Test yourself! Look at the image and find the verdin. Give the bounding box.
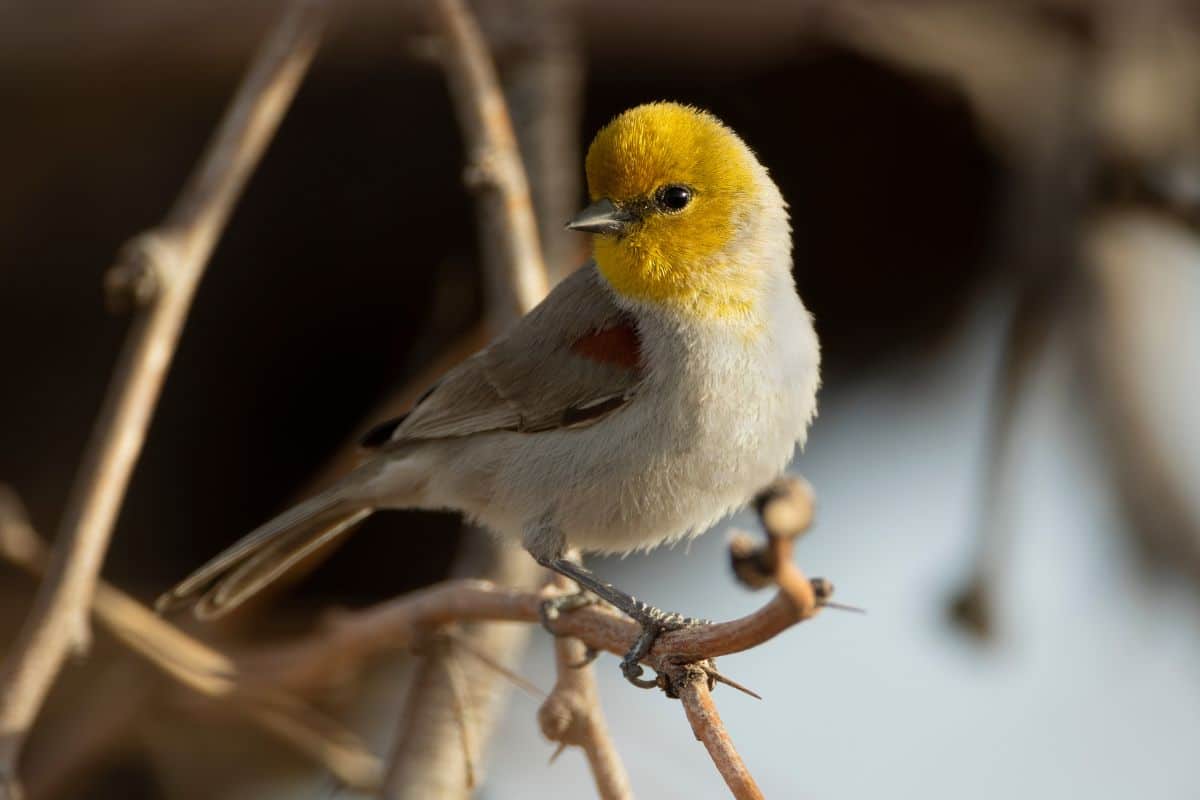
[159,102,821,686]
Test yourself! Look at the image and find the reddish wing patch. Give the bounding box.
[570,322,641,370]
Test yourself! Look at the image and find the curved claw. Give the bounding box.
[538,590,595,635]
[616,605,718,689]
[620,618,667,689]
[621,657,661,690]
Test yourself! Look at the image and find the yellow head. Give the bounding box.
[570,102,784,321]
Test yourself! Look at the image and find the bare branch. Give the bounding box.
[235,477,825,689]
[380,1,558,796]
[233,477,825,797]
[0,488,382,792]
[431,0,549,328]
[0,1,328,790]
[234,568,822,700]
[538,578,632,800]
[678,673,763,800]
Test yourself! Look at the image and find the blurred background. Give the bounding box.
[2,0,1200,797]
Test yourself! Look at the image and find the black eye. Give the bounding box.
[656,184,692,212]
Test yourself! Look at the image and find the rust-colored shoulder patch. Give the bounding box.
[570,322,641,370]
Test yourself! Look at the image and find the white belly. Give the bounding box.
[472,299,819,556]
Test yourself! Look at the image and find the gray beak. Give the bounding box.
[566,198,635,235]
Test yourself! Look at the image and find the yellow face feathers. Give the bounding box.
[583,103,765,320]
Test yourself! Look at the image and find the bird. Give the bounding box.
[158,102,821,687]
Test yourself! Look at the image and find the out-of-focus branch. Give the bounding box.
[432,0,548,329]
[0,2,327,793]
[482,0,585,283]
[0,487,382,793]
[537,576,632,800]
[381,0,557,797]
[1082,211,1200,578]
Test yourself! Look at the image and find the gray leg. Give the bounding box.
[533,553,708,689]
[525,518,596,630]
[523,519,707,688]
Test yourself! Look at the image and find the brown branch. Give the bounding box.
[483,0,586,285]
[380,0,557,797]
[0,487,382,793]
[235,477,825,797]
[7,470,826,799]
[0,1,328,792]
[537,577,632,800]
[678,675,763,800]
[234,565,824,699]
[432,0,549,329]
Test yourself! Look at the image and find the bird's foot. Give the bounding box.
[538,588,595,633]
[620,601,711,690]
[539,589,603,667]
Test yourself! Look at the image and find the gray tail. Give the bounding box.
[156,484,374,620]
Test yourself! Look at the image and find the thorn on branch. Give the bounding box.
[810,577,835,602]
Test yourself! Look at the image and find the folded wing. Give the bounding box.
[363,264,644,447]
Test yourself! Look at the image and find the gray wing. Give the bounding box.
[361,265,643,448]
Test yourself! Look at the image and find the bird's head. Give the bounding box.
[570,102,788,321]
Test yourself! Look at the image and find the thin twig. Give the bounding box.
[537,578,633,800]
[0,488,382,792]
[432,0,548,328]
[381,0,554,796]
[234,570,822,699]
[445,630,545,700]
[0,1,328,792]
[484,0,586,285]
[677,674,763,800]
[442,641,478,789]
[669,477,820,797]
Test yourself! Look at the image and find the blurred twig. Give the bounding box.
[380,0,556,797]
[537,575,632,800]
[484,0,586,283]
[0,486,383,792]
[432,0,548,330]
[0,1,328,793]
[1083,211,1200,578]
[828,0,1200,637]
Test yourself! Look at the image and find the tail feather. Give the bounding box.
[156,486,373,619]
[195,507,371,619]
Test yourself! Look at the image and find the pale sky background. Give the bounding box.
[483,243,1200,800]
